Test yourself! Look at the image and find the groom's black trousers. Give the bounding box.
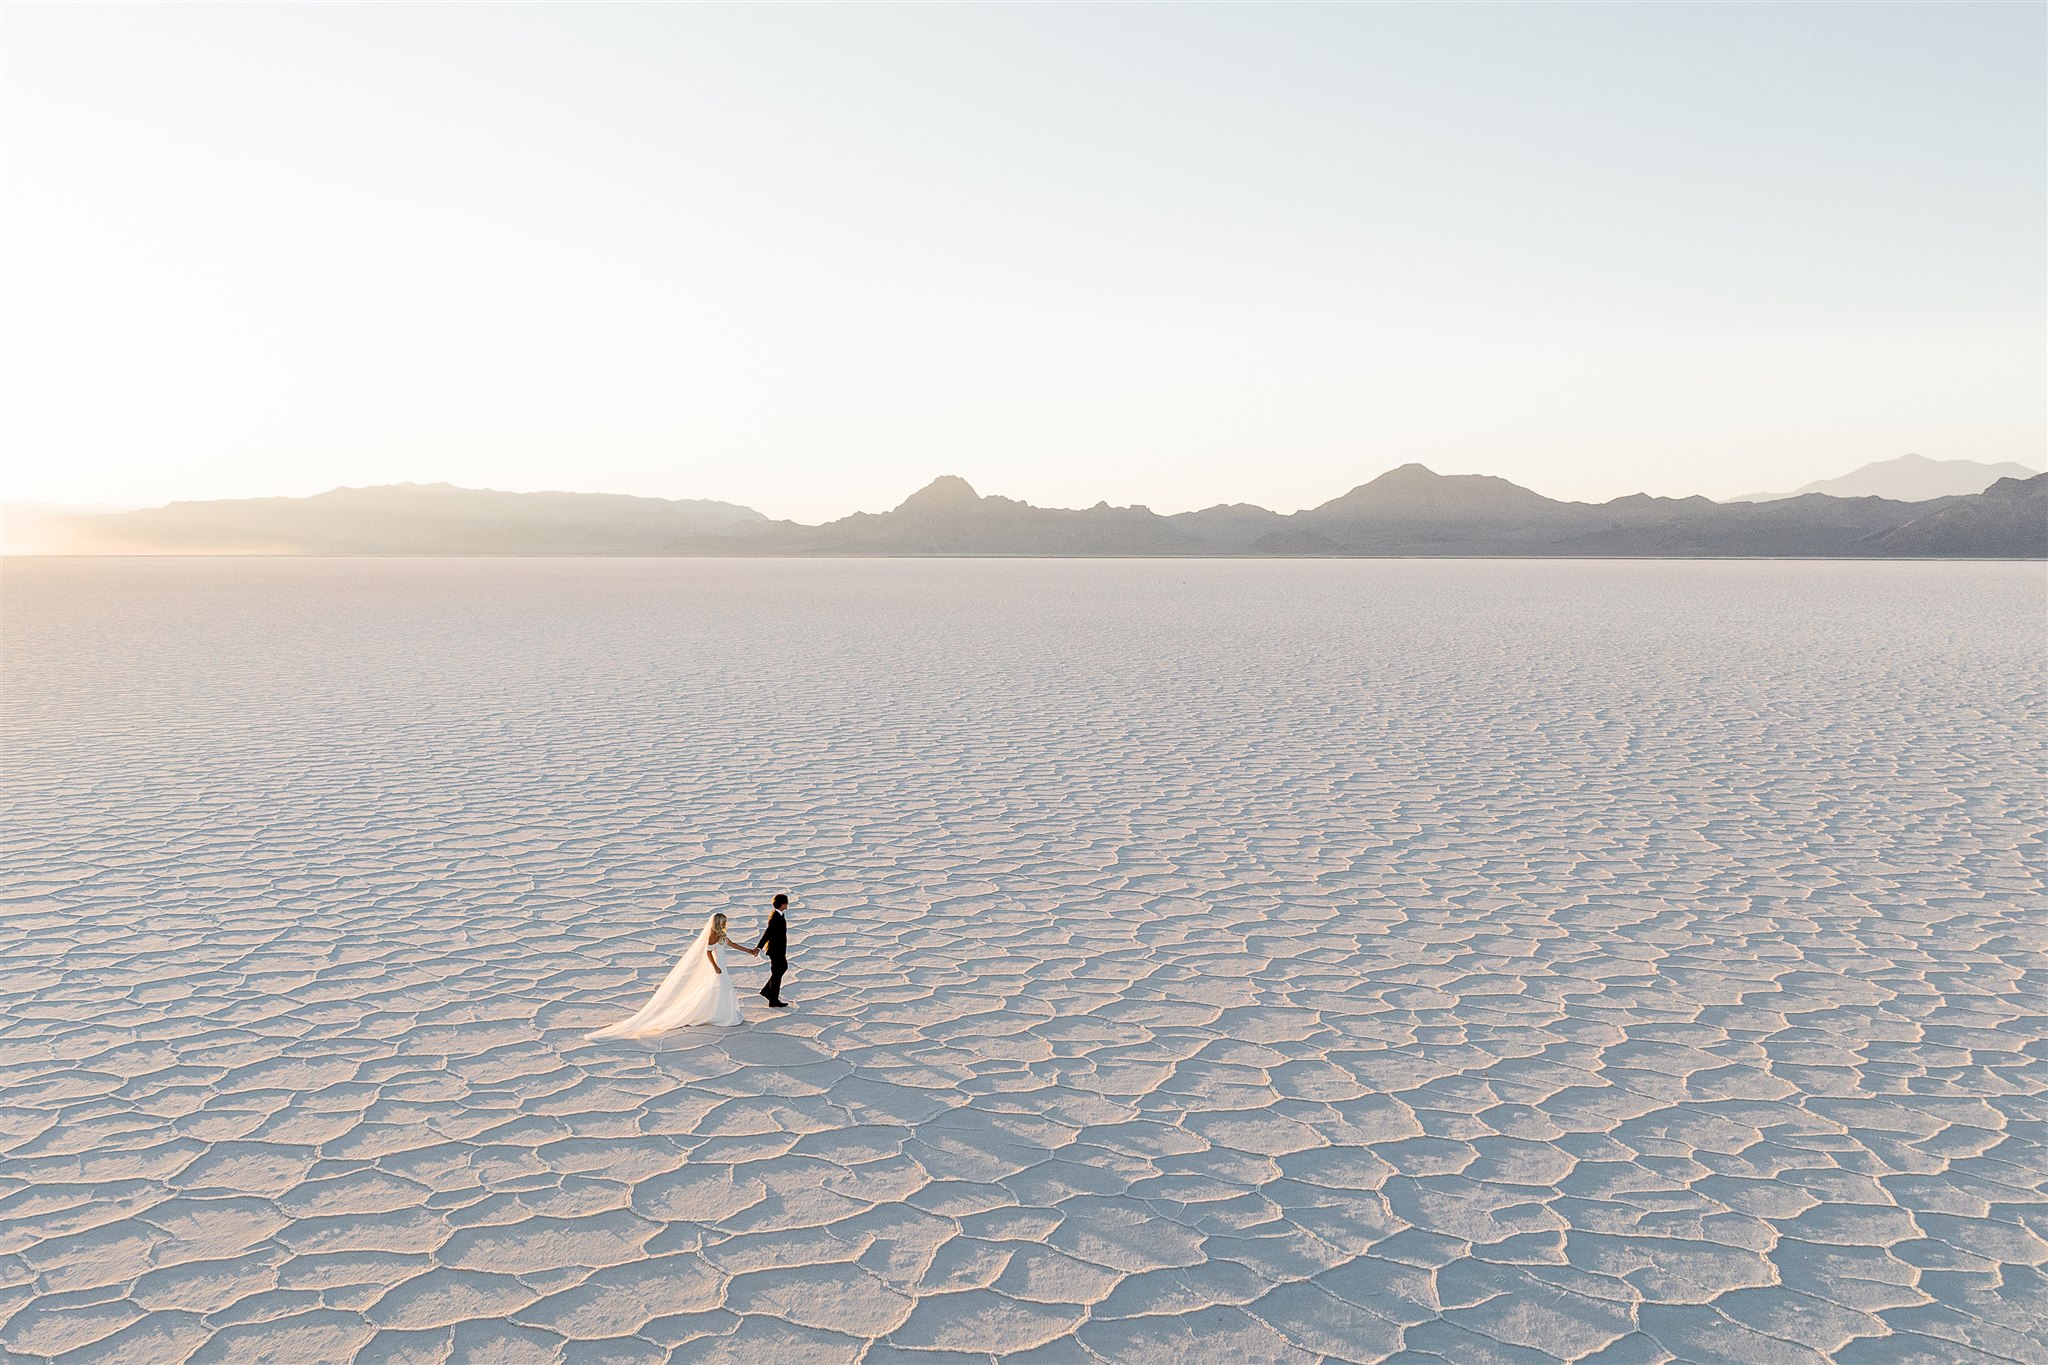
[760,957,787,1006]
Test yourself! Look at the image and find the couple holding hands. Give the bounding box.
[588,894,791,1037]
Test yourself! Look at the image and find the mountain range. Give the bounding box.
[8,460,2044,557]
[1726,453,2039,503]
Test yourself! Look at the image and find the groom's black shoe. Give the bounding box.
[769,1001,791,1008]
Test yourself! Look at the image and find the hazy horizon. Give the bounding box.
[5,5,2043,522]
[5,450,2048,526]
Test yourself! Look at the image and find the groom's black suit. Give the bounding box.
[755,910,787,1006]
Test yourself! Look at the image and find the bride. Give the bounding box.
[589,912,758,1038]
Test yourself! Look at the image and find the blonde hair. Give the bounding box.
[711,913,727,937]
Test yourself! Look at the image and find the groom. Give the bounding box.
[754,894,790,1008]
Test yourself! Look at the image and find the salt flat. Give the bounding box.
[2,557,2043,1365]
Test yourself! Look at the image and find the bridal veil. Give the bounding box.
[588,914,734,1038]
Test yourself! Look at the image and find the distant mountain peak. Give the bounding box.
[1366,463,1442,486]
[1986,471,2048,497]
[1313,463,1553,518]
[896,475,980,512]
[1727,454,2041,504]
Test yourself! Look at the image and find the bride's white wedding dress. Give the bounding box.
[589,915,742,1038]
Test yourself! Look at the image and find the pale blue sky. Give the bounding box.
[4,4,2042,519]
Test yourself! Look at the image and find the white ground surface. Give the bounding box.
[2,557,2043,1365]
